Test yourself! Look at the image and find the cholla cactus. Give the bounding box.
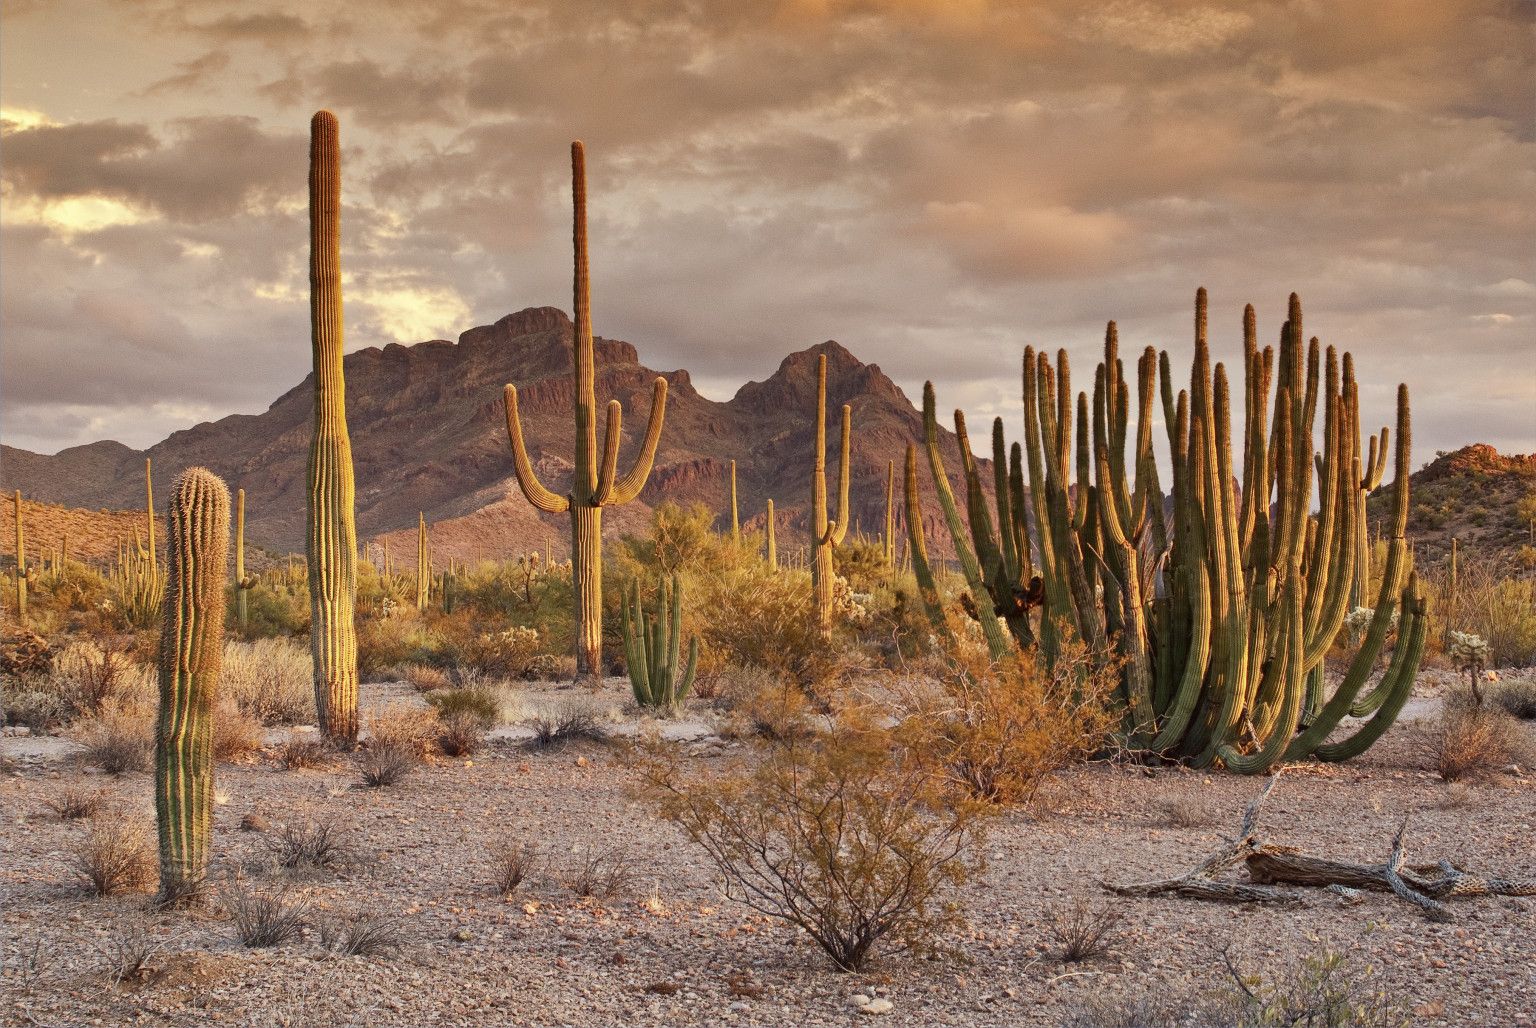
[1448,630,1491,702]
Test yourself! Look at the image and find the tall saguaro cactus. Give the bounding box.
[12,490,26,624]
[811,353,852,636]
[416,513,431,611]
[234,489,256,628]
[155,467,230,904]
[765,499,778,570]
[881,458,896,566]
[503,142,668,677]
[305,110,360,743]
[728,460,740,544]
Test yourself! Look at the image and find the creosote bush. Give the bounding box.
[640,720,989,972]
[1427,694,1532,782]
[527,702,605,750]
[277,735,336,770]
[425,686,501,727]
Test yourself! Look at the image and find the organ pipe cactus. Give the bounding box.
[621,575,699,714]
[416,513,430,611]
[305,110,360,743]
[910,289,1422,771]
[504,142,668,677]
[811,353,852,636]
[155,467,230,904]
[234,489,256,628]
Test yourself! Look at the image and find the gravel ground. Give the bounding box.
[2,671,1533,1028]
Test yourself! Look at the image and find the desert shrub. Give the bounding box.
[527,702,605,750]
[222,638,314,725]
[359,738,418,788]
[894,633,1120,805]
[1042,897,1123,963]
[425,686,501,727]
[1427,696,1531,782]
[232,575,310,640]
[66,816,155,897]
[357,615,441,678]
[265,817,355,872]
[641,723,989,972]
[225,881,310,948]
[3,682,71,732]
[459,624,545,679]
[1493,677,1536,719]
[99,923,170,985]
[213,702,265,763]
[52,638,139,716]
[319,912,405,958]
[435,712,485,757]
[277,735,336,770]
[489,840,541,896]
[525,652,577,681]
[73,697,153,775]
[719,667,815,740]
[1151,794,1216,828]
[399,662,452,692]
[357,706,435,786]
[46,786,111,820]
[566,846,635,899]
[1437,562,1536,667]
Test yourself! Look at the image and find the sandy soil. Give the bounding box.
[2,671,1533,1028]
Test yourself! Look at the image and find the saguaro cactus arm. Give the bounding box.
[608,377,668,505]
[503,385,572,514]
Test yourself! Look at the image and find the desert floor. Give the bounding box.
[2,672,1533,1028]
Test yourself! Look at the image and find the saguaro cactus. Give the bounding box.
[765,499,777,570]
[503,142,668,677]
[729,460,740,544]
[12,490,26,624]
[882,458,896,567]
[305,110,360,743]
[911,289,1421,771]
[234,489,256,628]
[621,574,699,714]
[154,467,230,904]
[810,354,852,636]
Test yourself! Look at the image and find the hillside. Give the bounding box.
[0,308,976,564]
[1373,444,1536,566]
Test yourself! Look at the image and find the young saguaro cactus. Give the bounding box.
[234,489,256,628]
[765,499,777,570]
[305,110,360,743]
[155,467,230,904]
[728,460,740,544]
[416,513,431,611]
[621,574,699,715]
[810,353,852,637]
[503,142,668,677]
[12,490,26,624]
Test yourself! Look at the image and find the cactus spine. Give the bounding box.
[234,489,255,628]
[765,499,777,570]
[810,353,851,637]
[154,467,229,904]
[503,142,668,677]
[621,574,699,714]
[12,491,26,624]
[305,110,360,743]
[416,513,431,611]
[910,290,1420,770]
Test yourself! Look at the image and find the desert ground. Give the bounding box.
[4,669,1533,1028]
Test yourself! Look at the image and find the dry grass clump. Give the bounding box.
[425,685,501,727]
[489,840,541,896]
[66,816,155,897]
[1493,677,1536,720]
[73,698,153,775]
[358,705,438,786]
[1427,693,1533,782]
[99,924,170,986]
[640,721,989,972]
[399,662,452,692]
[221,638,314,725]
[213,702,265,763]
[319,912,405,958]
[1042,897,1124,963]
[277,735,336,770]
[52,638,141,716]
[566,846,635,899]
[1152,793,1216,828]
[224,881,310,948]
[46,786,111,820]
[435,712,485,757]
[265,817,355,872]
[527,702,605,750]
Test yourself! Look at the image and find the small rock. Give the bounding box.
[240,812,268,833]
[859,998,894,1015]
[851,995,872,1007]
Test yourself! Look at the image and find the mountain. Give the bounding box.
[0,308,977,565]
[1371,444,1536,565]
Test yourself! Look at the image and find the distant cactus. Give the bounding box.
[154,467,230,904]
[729,460,740,544]
[305,110,360,743]
[765,499,777,570]
[810,354,852,636]
[11,491,25,624]
[621,574,699,714]
[234,489,256,628]
[881,458,896,567]
[416,513,431,611]
[503,142,668,677]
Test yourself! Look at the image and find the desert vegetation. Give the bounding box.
[2,111,1533,1027]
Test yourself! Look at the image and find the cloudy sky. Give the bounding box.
[3,0,1532,462]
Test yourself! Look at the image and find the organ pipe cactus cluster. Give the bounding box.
[621,574,699,714]
[154,467,230,904]
[911,289,1424,772]
[305,110,360,743]
[504,142,668,677]
[811,353,852,636]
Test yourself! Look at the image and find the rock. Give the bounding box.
[239,812,269,833]
[859,998,894,1015]
[851,995,872,1007]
